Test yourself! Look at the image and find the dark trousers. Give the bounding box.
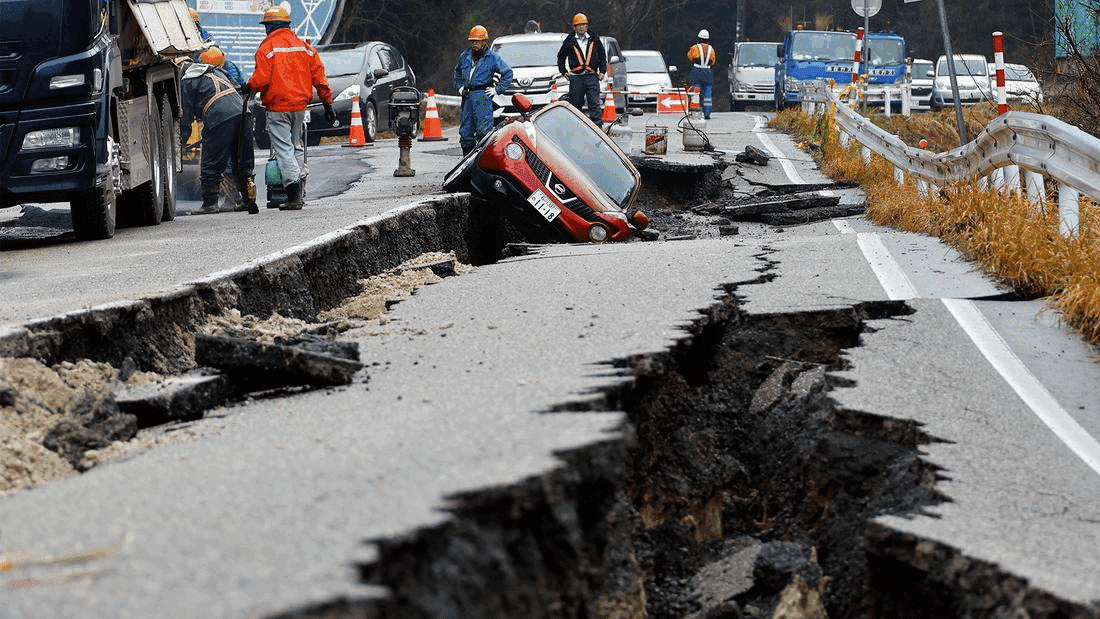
[200,116,254,190]
[567,73,603,127]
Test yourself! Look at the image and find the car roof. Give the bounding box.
[315,41,382,52]
[492,32,567,45]
[624,49,662,56]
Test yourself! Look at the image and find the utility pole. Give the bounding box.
[935,0,969,143]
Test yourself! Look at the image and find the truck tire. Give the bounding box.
[120,98,165,226]
[71,183,117,240]
[160,92,177,222]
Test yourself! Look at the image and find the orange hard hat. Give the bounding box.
[199,46,226,67]
[188,7,199,22]
[260,5,291,23]
[468,25,488,41]
[572,13,588,26]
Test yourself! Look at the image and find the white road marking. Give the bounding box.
[755,121,1100,477]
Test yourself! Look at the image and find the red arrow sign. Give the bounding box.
[657,92,687,112]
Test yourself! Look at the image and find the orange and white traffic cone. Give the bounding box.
[549,81,560,103]
[344,87,367,147]
[601,91,616,124]
[418,88,447,141]
[689,87,702,115]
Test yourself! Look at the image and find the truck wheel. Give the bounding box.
[160,92,177,222]
[121,99,165,226]
[71,183,117,240]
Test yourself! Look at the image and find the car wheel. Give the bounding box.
[159,92,177,222]
[364,102,377,142]
[442,147,480,193]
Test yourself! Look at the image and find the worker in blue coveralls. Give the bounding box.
[189,7,245,88]
[453,24,513,155]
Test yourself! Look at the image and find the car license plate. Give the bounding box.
[528,189,561,222]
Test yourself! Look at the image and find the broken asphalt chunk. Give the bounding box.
[115,372,232,428]
[195,334,364,392]
[735,144,771,165]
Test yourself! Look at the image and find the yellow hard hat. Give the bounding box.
[199,46,226,67]
[188,7,199,22]
[468,25,488,41]
[572,13,588,26]
[260,5,291,24]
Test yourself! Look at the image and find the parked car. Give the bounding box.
[909,58,934,110]
[623,49,675,109]
[250,41,416,148]
[728,41,778,111]
[930,54,990,111]
[490,32,627,121]
[1003,63,1043,105]
[443,95,648,244]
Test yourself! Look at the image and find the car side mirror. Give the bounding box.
[512,93,533,114]
[776,44,784,56]
[372,68,389,79]
[668,65,677,72]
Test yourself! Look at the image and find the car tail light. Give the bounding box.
[588,224,609,242]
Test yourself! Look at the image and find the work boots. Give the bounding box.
[279,180,304,211]
[195,184,221,215]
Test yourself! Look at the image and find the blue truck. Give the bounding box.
[774,29,857,109]
[862,32,909,108]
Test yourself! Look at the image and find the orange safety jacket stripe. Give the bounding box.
[570,40,597,73]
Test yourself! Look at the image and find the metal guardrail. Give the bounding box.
[798,81,1100,236]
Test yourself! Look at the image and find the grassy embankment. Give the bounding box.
[771,103,1100,345]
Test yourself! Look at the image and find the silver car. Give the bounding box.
[623,49,675,109]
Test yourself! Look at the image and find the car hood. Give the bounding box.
[324,73,365,102]
[626,72,671,88]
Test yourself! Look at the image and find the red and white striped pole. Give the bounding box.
[993,31,1007,115]
[852,27,864,88]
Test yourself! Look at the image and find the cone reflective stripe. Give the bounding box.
[418,88,448,141]
[549,81,560,102]
[602,91,616,123]
[690,87,701,110]
[993,31,1008,115]
[345,86,366,147]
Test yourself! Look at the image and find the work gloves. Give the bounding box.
[323,103,337,125]
[484,87,495,98]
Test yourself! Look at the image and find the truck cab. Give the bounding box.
[774,29,857,109]
[0,0,202,239]
[728,41,779,111]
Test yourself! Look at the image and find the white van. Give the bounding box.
[489,32,627,121]
[930,54,991,111]
[728,41,779,111]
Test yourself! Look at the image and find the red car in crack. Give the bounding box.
[443,95,648,243]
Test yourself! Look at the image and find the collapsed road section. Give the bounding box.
[3,144,1100,618]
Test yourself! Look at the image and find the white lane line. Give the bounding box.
[754,117,808,185]
[942,298,1100,476]
[833,221,919,300]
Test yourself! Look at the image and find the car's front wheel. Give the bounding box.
[363,102,377,142]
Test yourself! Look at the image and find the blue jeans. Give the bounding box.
[689,66,714,118]
[567,73,603,126]
[267,110,307,185]
[459,91,494,155]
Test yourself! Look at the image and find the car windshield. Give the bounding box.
[533,106,636,209]
[1005,66,1036,82]
[737,44,777,67]
[790,31,856,62]
[937,57,987,77]
[912,61,933,77]
[492,40,561,68]
[320,50,364,77]
[865,38,905,66]
[625,54,668,73]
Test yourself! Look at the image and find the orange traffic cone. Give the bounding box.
[344,87,367,147]
[549,81,560,103]
[418,88,447,141]
[601,91,616,124]
[689,87,702,114]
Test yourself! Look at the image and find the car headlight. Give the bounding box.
[505,142,524,160]
[22,127,80,149]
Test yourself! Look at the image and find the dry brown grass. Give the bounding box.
[772,106,1100,345]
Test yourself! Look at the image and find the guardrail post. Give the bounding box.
[893,165,905,186]
[991,168,1005,192]
[917,179,929,198]
[1004,164,1021,196]
[884,89,892,118]
[840,130,850,147]
[1059,182,1080,237]
[861,145,871,164]
[1025,170,1045,207]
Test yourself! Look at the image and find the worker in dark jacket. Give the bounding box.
[179,50,256,215]
[556,13,607,127]
[453,24,513,155]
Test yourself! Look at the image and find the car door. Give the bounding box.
[602,37,627,111]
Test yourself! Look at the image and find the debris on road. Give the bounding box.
[195,334,363,391]
[735,144,772,165]
[115,372,232,428]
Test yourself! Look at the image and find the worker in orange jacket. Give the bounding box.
[245,5,334,210]
[687,29,717,119]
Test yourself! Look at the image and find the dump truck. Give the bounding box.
[0,0,204,239]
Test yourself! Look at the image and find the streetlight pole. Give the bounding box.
[935,0,968,143]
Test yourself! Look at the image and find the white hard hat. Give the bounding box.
[698,29,710,40]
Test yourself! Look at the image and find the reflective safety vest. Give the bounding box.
[569,37,597,73]
[689,43,715,69]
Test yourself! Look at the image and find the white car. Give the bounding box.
[1003,63,1043,105]
[930,54,991,111]
[622,49,675,109]
[909,58,934,110]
